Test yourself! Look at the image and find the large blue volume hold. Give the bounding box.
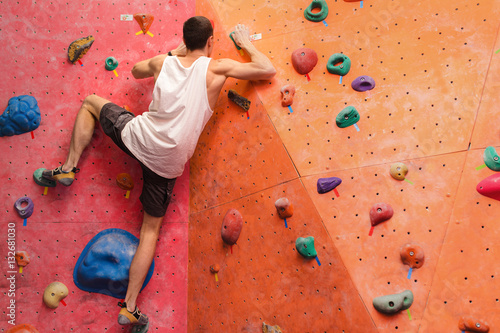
[73,228,155,298]
[0,95,41,137]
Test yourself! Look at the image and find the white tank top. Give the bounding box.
[121,56,213,178]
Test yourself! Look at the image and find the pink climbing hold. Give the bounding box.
[476,173,500,201]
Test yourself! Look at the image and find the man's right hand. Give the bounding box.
[232,24,251,49]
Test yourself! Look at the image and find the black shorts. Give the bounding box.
[100,103,176,217]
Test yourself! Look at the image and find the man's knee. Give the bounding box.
[82,94,110,119]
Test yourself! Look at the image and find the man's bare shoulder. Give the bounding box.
[151,54,168,68]
[208,58,239,75]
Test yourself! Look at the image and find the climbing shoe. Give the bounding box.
[42,166,79,186]
[117,302,149,326]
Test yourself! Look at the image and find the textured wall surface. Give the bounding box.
[190,0,500,332]
[0,1,193,331]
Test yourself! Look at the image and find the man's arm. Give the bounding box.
[131,55,166,80]
[131,42,187,80]
[212,24,276,81]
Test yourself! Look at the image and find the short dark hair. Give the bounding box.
[183,16,213,51]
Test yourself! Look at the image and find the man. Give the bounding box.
[42,16,276,330]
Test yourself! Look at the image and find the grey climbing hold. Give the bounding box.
[373,290,413,315]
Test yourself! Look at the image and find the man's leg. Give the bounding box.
[124,211,164,312]
[62,95,111,171]
[43,94,111,184]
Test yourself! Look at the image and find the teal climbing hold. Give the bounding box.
[327,53,351,76]
[483,146,500,171]
[105,57,119,71]
[229,32,242,51]
[33,168,56,187]
[336,106,359,128]
[295,236,317,259]
[304,0,329,22]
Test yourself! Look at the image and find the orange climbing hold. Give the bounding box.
[15,251,30,267]
[400,244,424,269]
[6,324,40,333]
[458,316,490,332]
[116,173,134,191]
[134,13,154,34]
[275,197,294,219]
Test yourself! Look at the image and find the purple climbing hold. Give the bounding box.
[14,197,34,219]
[317,177,342,194]
[351,75,375,92]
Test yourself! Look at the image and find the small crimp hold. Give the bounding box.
[68,35,94,64]
[228,90,251,111]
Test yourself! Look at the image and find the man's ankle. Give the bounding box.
[61,164,74,173]
[126,303,136,313]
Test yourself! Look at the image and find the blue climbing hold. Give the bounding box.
[0,95,41,137]
[73,228,155,299]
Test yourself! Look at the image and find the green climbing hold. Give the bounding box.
[304,0,329,22]
[327,53,351,76]
[484,146,500,171]
[336,106,359,128]
[229,32,242,51]
[295,236,317,259]
[33,168,56,187]
[105,57,118,71]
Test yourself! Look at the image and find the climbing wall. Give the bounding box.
[190,0,500,332]
[0,0,192,331]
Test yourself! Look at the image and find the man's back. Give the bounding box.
[123,55,213,179]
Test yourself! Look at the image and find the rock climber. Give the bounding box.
[41,16,276,331]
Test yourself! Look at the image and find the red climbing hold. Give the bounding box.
[221,209,243,246]
[291,48,318,75]
[370,203,393,227]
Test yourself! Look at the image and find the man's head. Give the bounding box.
[183,16,214,52]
